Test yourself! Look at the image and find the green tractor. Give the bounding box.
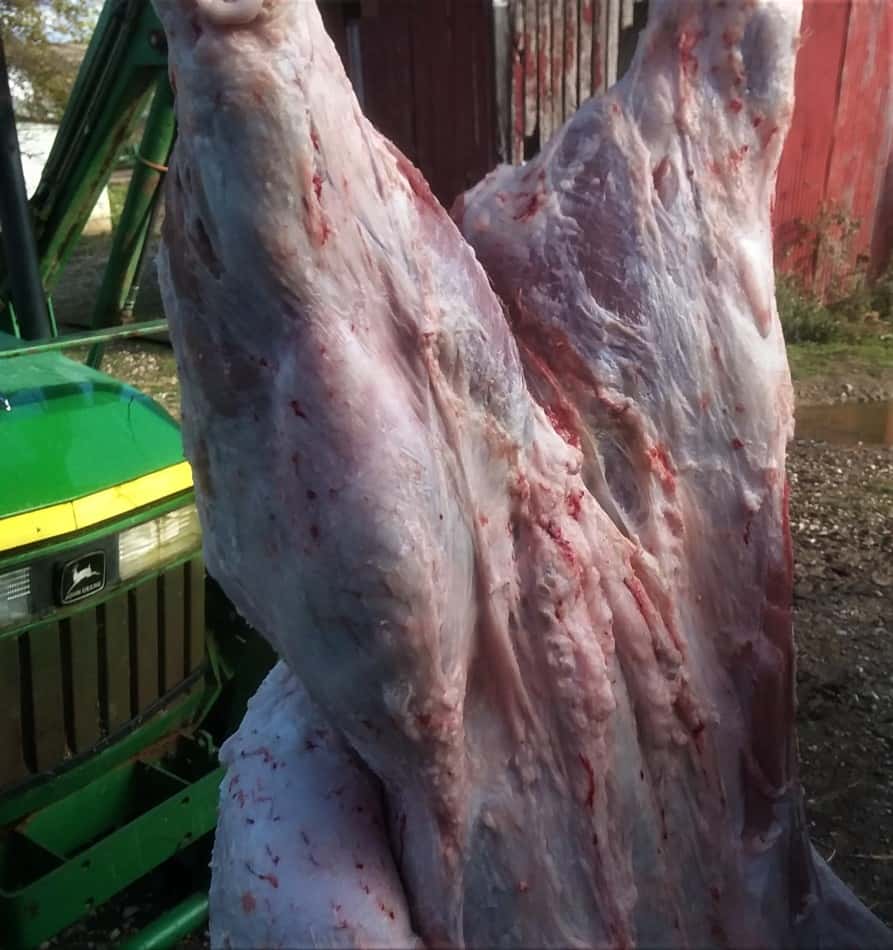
[0,3,274,946]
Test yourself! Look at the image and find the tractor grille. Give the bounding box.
[0,557,206,793]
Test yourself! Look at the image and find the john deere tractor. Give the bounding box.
[0,3,274,946]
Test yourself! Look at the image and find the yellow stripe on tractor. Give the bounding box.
[0,462,193,553]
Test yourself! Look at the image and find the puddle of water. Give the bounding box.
[795,399,893,446]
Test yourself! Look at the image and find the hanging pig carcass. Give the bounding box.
[150,0,892,946]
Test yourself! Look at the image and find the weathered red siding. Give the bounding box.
[320,0,892,291]
[774,0,893,288]
[503,0,646,160]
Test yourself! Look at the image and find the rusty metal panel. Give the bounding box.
[579,0,594,102]
[103,593,131,728]
[605,0,620,86]
[538,0,553,143]
[551,0,564,134]
[68,610,101,752]
[564,0,579,117]
[507,0,525,162]
[0,635,28,786]
[524,0,539,138]
[28,623,67,771]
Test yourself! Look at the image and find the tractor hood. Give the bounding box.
[0,343,187,523]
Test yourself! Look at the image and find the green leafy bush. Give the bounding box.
[776,274,844,343]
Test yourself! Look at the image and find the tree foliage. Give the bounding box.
[1,0,95,122]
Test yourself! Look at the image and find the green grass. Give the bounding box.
[776,268,892,345]
[776,274,843,343]
[786,340,893,381]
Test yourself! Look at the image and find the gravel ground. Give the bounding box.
[789,439,893,924]
[51,342,892,940]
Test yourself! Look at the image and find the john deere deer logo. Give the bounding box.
[60,552,106,605]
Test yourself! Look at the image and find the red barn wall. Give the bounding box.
[320,0,892,292]
[774,0,893,289]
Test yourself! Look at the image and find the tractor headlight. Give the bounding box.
[118,505,201,581]
[0,566,31,627]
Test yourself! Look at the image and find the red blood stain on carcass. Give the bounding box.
[312,173,323,201]
[518,880,530,894]
[241,892,256,914]
[301,194,332,246]
[760,125,779,149]
[722,29,737,48]
[647,444,676,491]
[752,114,764,128]
[611,102,621,115]
[242,746,274,764]
[544,520,576,566]
[731,438,745,450]
[545,404,581,448]
[581,1,593,24]
[728,98,743,114]
[652,156,671,194]
[289,400,307,419]
[678,30,702,78]
[579,754,596,810]
[728,145,749,172]
[259,873,279,888]
[514,191,544,221]
[478,514,489,527]
[416,712,432,729]
[310,126,321,152]
[512,472,531,501]
[664,507,684,536]
[385,142,439,212]
[566,490,584,520]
